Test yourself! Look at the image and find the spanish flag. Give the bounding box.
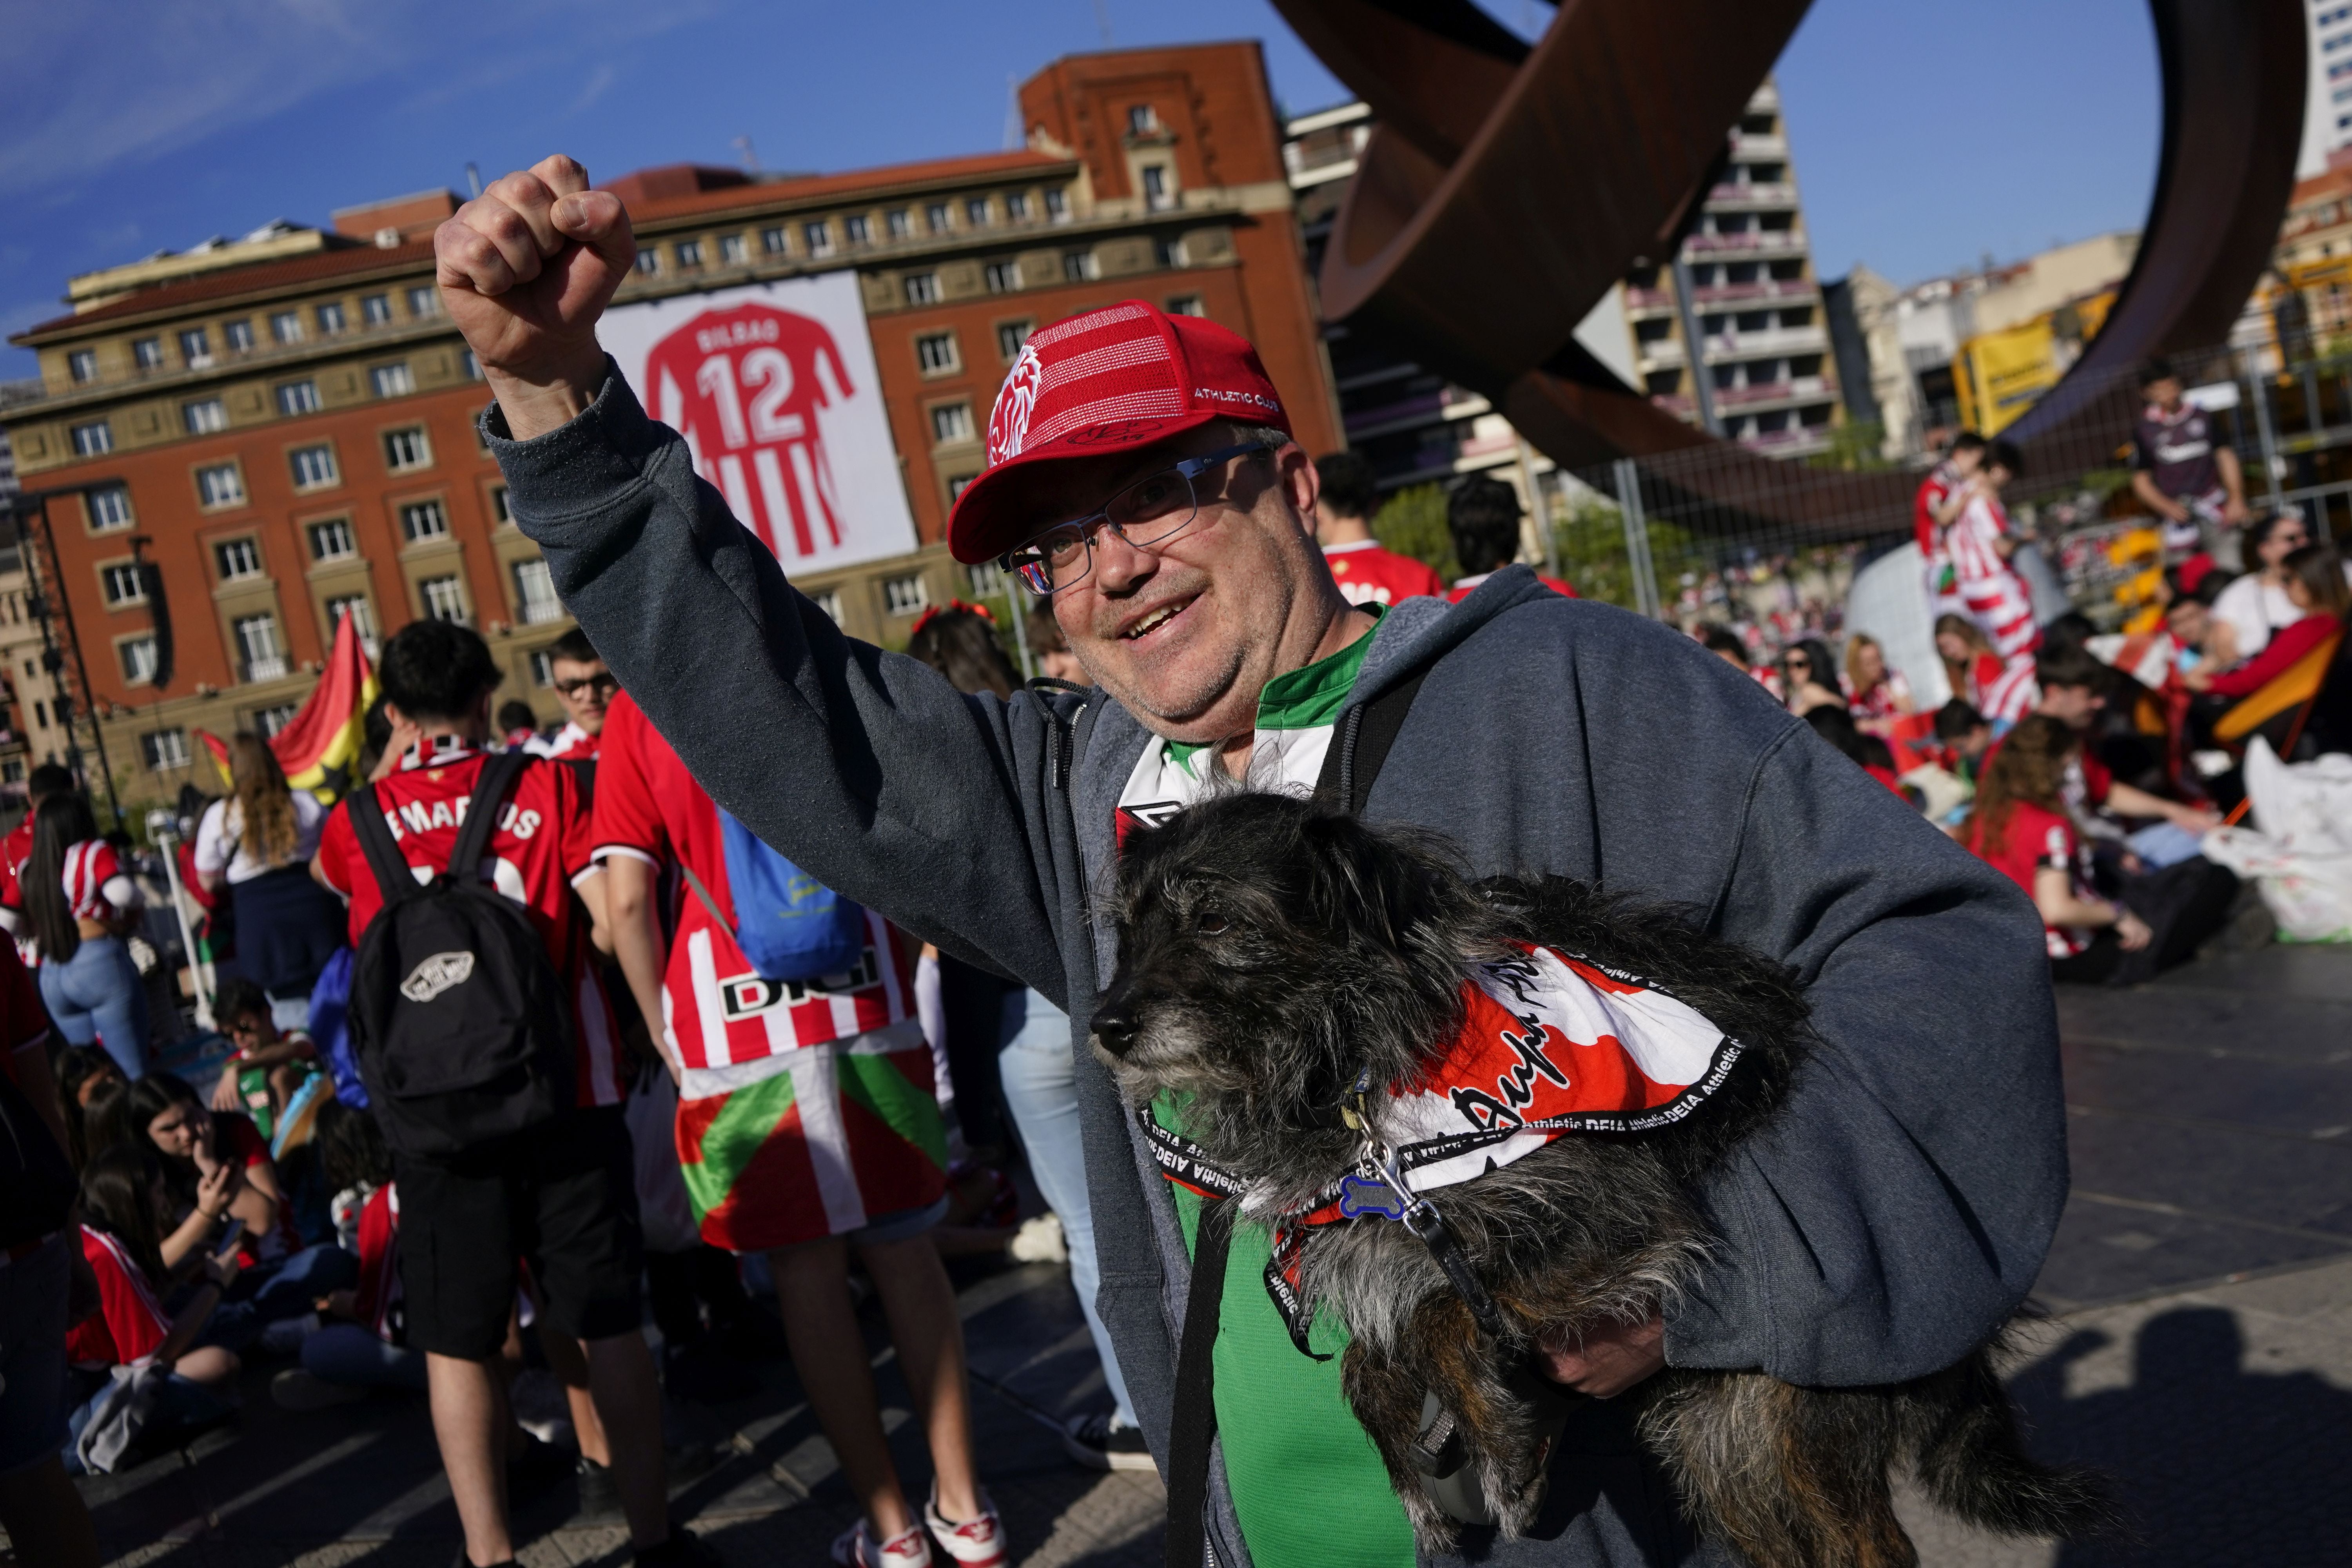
[199,611,376,802]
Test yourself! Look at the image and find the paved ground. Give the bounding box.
[31,946,2352,1567]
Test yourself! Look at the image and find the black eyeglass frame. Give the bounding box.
[998,436,1287,596]
[553,673,619,699]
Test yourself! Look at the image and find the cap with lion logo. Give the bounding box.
[944,299,1292,565]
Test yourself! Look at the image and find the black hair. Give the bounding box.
[1025,603,1070,659]
[546,627,600,667]
[1933,699,1987,743]
[1779,638,1841,707]
[2138,357,2177,389]
[213,977,272,1032]
[495,700,541,736]
[2247,510,2308,557]
[25,791,99,964]
[314,1098,393,1195]
[55,1044,125,1170]
[1446,476,1523,579]
[377,620,500,724]
[1948,431,1987,456]
[1802,704,1871,768]
[79,1143,168,1285]
[1699,626,1748,659]
[1987,439,2024,477]
[2034,646,2106,693]
[122,1072,216,1216]
[904,607,1020,700]
[2039,611,2097,660]
[1314,451,1381,523]
[26,763,75,804]
[356,696,394,782]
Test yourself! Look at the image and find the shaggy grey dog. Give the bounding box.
[1093,792,2109,1567]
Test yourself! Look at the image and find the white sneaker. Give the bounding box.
[1008,1213,1067,1264]
[831,1517,933,1567]
[924,1487,1009,1568]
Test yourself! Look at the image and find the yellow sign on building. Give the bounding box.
[1953,290,2116,435]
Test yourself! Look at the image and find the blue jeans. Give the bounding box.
[38,936,148,1078]
[203,1245,360,1350]
[998,987,1135,1426]
[302,1323,426,1391]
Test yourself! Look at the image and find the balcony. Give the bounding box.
[1729,131,1788,161]
[1633,336,1686,368]
[1623,285,1678,314]
[1706,181,1798,209]
[243,654,289,683]
[1738,425,1834,459]
[1650,393,1696,418]
[1696,324,1828,363]
[1688,278,1815,307]
[1685,228,1807,258]
[517,595,565,626]
[1713,375,1831,412]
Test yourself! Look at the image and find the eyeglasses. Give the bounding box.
[1001,439,1283,595]
[554,673,617,700]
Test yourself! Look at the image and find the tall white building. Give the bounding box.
[2301,0,2352,176]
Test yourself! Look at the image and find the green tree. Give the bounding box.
[1372,482,1457,582]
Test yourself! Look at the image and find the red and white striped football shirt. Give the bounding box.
[62,839,135,922]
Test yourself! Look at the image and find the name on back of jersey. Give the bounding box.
[379,795,543,842]
[718,944,880,1020]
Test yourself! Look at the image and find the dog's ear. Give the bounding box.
[1297,811,1452,955]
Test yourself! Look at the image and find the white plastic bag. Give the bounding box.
[2202,739,2352,942]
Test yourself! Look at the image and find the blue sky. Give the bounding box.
[0,0,2165,382]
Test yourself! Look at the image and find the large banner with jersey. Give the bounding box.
[599,274,919,573]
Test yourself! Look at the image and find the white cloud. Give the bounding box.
[568,63,619,117]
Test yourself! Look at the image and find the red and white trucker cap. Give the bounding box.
[944,299,1292,564]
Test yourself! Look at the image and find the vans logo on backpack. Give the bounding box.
[400,952,475,1003]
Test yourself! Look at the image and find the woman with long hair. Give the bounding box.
[2187,543,2352,701]
[1960,715,2152,984]
[55,1044,127,1171]
[1775,637,1845,717]
[1842,632,1916,730]
[192,733,345,1027]
[25,793,147,1076]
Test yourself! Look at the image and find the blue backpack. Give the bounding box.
[682,809,869,982]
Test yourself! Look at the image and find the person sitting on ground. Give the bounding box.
[207,975,318,1129]
[1934,700,1994,784]
[1935,613,2018,733]
[1803,706,1907,799]
[1696,624,1750,672]
[2189,543,2352,702]
[1312,450,1444,607]
[2017,647,2219,862]
[1025,604,1091,686]
[527,626,615,761]
[1777,637,1845,717]
[0,762,78,963]
[193,734,345,1029]
[270,1098,425,1410]
[2163,571,2235,678]
[2208,512,2327,660]
[64,1144,243,1472]
[495,700,543,751]
[309,618,686,1568]
[24,793,147,1078]
[1907,700,1991,828]
[1842,633,1915,731]
[56,1044,126,1171]
[1961,715,2153,984]
[1443,474,1576,601]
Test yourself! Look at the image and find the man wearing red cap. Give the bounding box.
[440,158,2067,1568]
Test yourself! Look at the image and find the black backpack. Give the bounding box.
[347,750,575,1160]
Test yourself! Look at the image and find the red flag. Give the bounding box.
[270,611,378,801]
[193,729,232,782]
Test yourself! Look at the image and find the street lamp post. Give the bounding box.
[7,486,125,827]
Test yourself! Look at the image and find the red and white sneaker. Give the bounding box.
[924,1487,1009,1568]
[831,1517,933,1567]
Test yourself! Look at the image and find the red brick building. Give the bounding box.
[2,40,1335,811]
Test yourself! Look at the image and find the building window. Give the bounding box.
[71,421,113,457]
[1,761,21,786]
[224,319,255,352]
[179,327,211,363]
[87,486,133,532]
[949,474,978,502]
[984,260,1021,293]
[270,310,303,344]
[182,398,228,435]
[1062,250,1097,281]
[290,444,338,489]
[810,590,844,625]
[634,247,659,275]
[277,379,320,415]
[489,484,514,525]
[675,238,705,269]
[120,637,160,686]
[965,197,991,227]
[316,301,347,335]
[886,210,912,240]
[883,575,929,617]
[370,362,414,397]
[904,272,941,305]
[67,349,98,383]
[1128,104,1158,134]
[915,332,959,374]
[1045,187,1069,222]
[420,575,468,623]
[235,614,287,682]
[308,517,355,561]
[401,499,450,542]
[1005,191,1031,221]
[460,349,480,381]
[846,214,873,245]
[214,538,263,581]
[1142,166,1173,211]
[407,286,439,317]
[1166,294,1205,317]
[361,293,394,326]
[102,563,147,606]
[719,233,747,265]
[530,649,557,686]
[326,595,377,653]
[254,703,299,737]
[514,559,562,624]
[926,203,951,233]
[996,320,1033,360]
[383,427,431,471]
[760,226,788,255]
[804,220,833,256]
[142,730,191,772]
[197,463,246,509]
[1154,235,1188,269]
[931,403,975,445]
[133,338,165,370]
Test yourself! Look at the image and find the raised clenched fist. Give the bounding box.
[434,154,636,438]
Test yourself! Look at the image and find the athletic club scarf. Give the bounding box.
[1140,942,1741,1354]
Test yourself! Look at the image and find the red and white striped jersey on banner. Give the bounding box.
[62,840,132,922]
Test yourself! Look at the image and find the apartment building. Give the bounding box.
[3,40,1334,812]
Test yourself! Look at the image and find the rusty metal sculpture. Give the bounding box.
[1274,0,2306,527]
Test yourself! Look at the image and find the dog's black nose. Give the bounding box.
[1091,1003,1137,1057]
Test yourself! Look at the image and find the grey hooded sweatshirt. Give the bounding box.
[489,368,2067,1567]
